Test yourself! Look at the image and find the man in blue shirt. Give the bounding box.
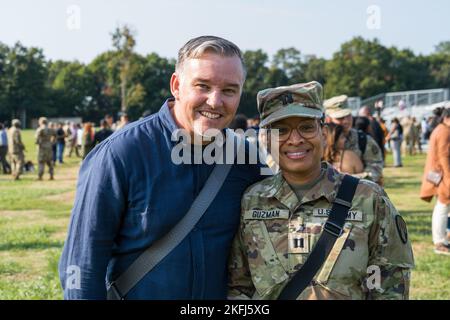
[0,122,11,174]
[59,36,264,299]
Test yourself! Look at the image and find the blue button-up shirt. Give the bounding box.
[59,99,264,299]
[0,129,7,147]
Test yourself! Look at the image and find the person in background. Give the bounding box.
[81,122,95,159]
[323,122,363,174]
[358,106,385,159]
[63,121,73,156]
[94,119,113,145]
[116,113,130,130]
[387,118,403,168]
[401,116,414,156]
[353,116,372,135]
[56,122,66,164]
[377,116,389,160]
[420,117,429,144]
[412,117,422,154]
[35,117,56,180]
[324,95,383,184]
[229,114,248,132]
[0,122,11,174]
[420,108,450,255]
[105,114,116,131]
[76,123,83,156]
[7,119,25,180]
[66,123,80,158]
[49,122,57,164]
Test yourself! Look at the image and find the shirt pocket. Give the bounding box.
[318,222,370,298]
[243,220,289,298]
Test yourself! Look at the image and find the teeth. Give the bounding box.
[287,151,307,156]
[200,111,220,119]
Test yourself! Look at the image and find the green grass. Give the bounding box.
[0,131,448,299]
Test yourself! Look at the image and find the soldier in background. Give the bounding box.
[228,82,414,300]
[35,117,56,180]
[401,116,415,156]
[7,119,25,180]
[324,95,383,184]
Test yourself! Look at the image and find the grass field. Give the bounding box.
[0,130,449,299]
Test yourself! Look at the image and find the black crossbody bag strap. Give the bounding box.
[277,174,360,300]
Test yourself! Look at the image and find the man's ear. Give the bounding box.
[170,73,180,100]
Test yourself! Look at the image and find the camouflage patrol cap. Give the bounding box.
[11,119,21,126]
[324,95,352,119]
[39,117,48,125]
[257,81,324,128]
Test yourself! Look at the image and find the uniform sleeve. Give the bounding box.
[14,131,24,149]
[35,129,40,145]
[227,209,255,300]
[366,191,415,300]
[58,140,127,299]
[359,136,383,183]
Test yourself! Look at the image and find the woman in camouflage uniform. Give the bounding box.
[228,82,414,300]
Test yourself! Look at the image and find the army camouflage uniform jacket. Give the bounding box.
[35,126,56,162]
[228,163,414,300]
[345,128,383,184]
[7,127,25,156]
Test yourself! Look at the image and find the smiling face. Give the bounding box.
[170,52,244,141]
[271,117,326,183]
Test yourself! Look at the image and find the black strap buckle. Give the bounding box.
[324,221,343,238]
[108,282,125,300]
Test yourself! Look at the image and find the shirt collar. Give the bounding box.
[272,162,342,211]
[158,98,179,133]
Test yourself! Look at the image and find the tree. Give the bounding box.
[272,47,304,83]
[388,48,432,92]
[303,55,327,88]
[1,42,48,124]
[138,53,175,117]
[324,37,393,98]
[435,41,450,55]
[240,50,270,116]
[50,61,99,119]
[428,52,450,89]
[111,25,137,113]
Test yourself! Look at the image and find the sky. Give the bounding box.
[0,0,449,63]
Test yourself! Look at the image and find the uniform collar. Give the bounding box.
[272,162,342,211]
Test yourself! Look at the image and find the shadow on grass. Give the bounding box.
[384,180,421,190]
[0,241,63,251]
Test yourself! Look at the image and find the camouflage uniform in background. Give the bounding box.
[228,163,414,300]
[7,120,25,180]
[324,95,383,184]
[401,116,416,156]
[344,128,384,183]
[35,121,56,180]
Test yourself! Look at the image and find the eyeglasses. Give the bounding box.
[269,121,320,142]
